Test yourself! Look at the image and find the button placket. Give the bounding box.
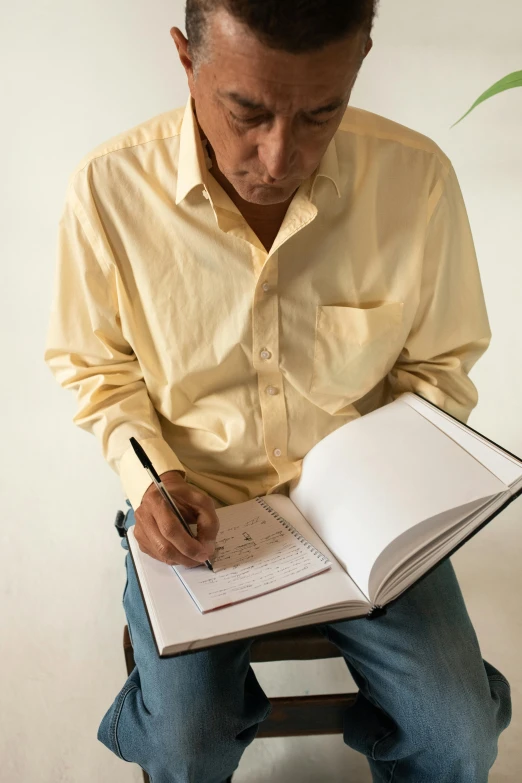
[252,254,290,474]
[257,370,289,469]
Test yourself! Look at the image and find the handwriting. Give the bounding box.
[174,505,331,612]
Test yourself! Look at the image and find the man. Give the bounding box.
[44,1,512,781]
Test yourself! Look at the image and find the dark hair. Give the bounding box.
[186,0,378,72]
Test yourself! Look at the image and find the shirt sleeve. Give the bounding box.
[44,179,186,510]
[387,162,492,423]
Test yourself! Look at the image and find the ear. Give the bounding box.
[170,26,195,86]
[364,36,373,58]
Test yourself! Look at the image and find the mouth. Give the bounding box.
[253,181,292,189]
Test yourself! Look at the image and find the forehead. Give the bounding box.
[203,9,364,104]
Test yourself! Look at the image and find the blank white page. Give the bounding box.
[289,399,507,598]
[400,393,522,488]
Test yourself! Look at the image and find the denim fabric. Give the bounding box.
[98,500,512,782]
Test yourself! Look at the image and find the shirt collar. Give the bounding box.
[175,94,211,205]
[175,93,341,206]
[310,131,341,201]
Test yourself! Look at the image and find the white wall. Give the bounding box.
[1,1,521,781]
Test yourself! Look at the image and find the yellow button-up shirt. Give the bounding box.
[44,94,491,511]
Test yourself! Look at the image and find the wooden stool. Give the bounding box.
[123,624,358,783]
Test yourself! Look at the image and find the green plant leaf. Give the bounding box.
[451,70,522,127]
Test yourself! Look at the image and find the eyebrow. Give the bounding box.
[219,90,345,116]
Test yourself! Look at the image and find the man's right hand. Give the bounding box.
[134,470,220,567]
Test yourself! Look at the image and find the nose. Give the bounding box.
[257,119,297,183]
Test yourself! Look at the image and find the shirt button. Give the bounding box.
[260,349,272,360]
[262,282,271,292]
[266,385,279,395]
[202,190,209,199]
[273,448,282,457]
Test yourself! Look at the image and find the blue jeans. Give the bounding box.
[98,500,512,782]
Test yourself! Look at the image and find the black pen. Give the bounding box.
[129,437,213,571]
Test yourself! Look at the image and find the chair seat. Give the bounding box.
[250,624,343,662]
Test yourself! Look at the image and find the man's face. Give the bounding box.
[172,11,372,206]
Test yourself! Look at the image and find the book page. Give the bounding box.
[173,497,331,612]
[400,393,522,488]
[289,399,507,599]
[126,495,370,656]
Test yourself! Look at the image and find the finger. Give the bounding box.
[192,496,220,555]
[155,494,212,562]
[137,512,208,568]
[134,524,158,560]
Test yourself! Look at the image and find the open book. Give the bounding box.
[125,393,522,657]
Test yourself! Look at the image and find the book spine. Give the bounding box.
[254,496,330,565]
[366,605,387,620]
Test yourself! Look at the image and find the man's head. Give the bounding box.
[171,1,377,206]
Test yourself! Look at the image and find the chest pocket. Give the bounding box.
[309,302,404,411]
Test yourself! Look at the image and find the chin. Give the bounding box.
[238,182,296,205]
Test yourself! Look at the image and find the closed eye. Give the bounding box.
[231,113,330,128]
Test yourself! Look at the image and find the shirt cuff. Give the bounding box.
[119,436,186,510]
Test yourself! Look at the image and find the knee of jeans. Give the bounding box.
[146,695,270,781]
[101,684,238,773]
[381,699,507,776]
[446,717,498,773]
[485,663,512,736]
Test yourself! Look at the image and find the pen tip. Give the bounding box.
[207,561,214,571]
